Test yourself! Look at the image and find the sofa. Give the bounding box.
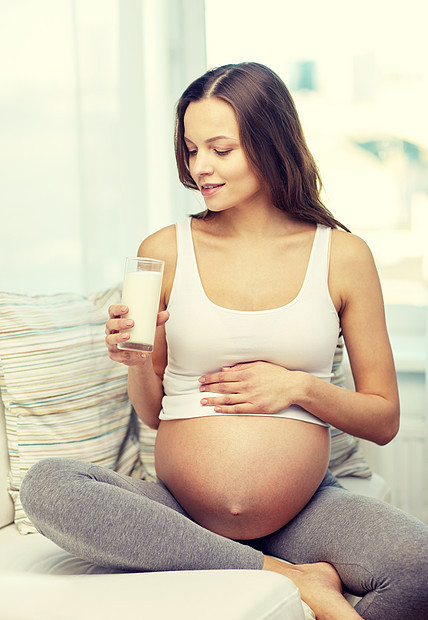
[0,285,391,619]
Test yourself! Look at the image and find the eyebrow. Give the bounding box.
[184,135,239,144]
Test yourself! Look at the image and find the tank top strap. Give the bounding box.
[302,225,332,298]
[175,217,194,265]
[169,218,200,305]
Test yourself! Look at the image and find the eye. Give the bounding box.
[214,149,232,156]
[187,149,197,157]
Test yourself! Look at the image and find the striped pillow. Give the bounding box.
[0,286,143,534]
[329,337,372,478]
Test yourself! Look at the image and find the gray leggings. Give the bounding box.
[20,458,428,619]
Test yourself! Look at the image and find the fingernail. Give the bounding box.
[199,377,205,383]
[201,399,208,405]
[125,320,133,327]
[200,386,205,392]
[121,305,127,313]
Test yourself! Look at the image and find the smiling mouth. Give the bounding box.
[200,183,225,198]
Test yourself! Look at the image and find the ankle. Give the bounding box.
[262,555,302,577]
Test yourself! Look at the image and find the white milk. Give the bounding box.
[120,270,163,351]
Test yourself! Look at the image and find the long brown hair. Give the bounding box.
[175,62,349,231]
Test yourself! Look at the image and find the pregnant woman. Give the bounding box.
[21,63,428,619]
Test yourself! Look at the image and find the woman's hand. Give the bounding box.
[199,361,303,414]
[105,304,169,367]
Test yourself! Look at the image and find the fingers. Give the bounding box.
[106,304,141,367]
[199,371,248,413]
[199,369,240,387]
[200,393,239,406]
[105,327,150,366]
[107,347,150,366]
[105,317,134,340]
[200,395,253,415]
[199,382,239,396]
[106,305,129,336]
[156,310,170,327]
[105,305,168,368]
[109,304,128,319]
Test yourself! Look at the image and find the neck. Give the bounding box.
[210,204,299,239]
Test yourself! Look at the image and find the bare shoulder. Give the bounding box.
[137,224,177,265]
[329,229,381,312]
[137,224,177,306]
[330,228,376,272]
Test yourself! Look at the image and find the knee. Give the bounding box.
[381,523,428,613]
[20,458,57,512]
[398,534,428,607]
[20,457,81,517]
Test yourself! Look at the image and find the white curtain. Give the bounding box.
[0,0,206,294]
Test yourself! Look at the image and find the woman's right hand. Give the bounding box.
[105,304,169,367]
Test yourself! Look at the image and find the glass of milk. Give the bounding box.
[117,257,164,352]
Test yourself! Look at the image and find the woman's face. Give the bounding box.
[183,97,267,213]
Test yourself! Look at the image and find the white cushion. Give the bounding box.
[0,569,307,620]
[0,524,121,574]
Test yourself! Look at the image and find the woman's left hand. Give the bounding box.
[199,361,302,414]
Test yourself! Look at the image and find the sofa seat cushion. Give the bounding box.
[0,569,310,620]
[0,524,122,574]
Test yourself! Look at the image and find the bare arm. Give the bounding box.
[315,230,400,444]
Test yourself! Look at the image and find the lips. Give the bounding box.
[200,183,225,197]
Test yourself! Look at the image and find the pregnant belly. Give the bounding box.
[155,416,330,540]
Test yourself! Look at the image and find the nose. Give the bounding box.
[190,151,214,179]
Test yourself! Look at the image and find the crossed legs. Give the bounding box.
[21,459,428,619]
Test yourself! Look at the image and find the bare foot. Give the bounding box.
[263,556,362,620]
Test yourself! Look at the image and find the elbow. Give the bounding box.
[131,403,161,431]
[376,430,397,446]
[146,418,160,431]
[137,411,160,431]
[375,410,400,446]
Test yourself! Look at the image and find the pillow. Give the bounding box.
[329,337,372,478]
[0,286,143,534]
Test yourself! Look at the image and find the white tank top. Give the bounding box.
[159,218,340,426]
